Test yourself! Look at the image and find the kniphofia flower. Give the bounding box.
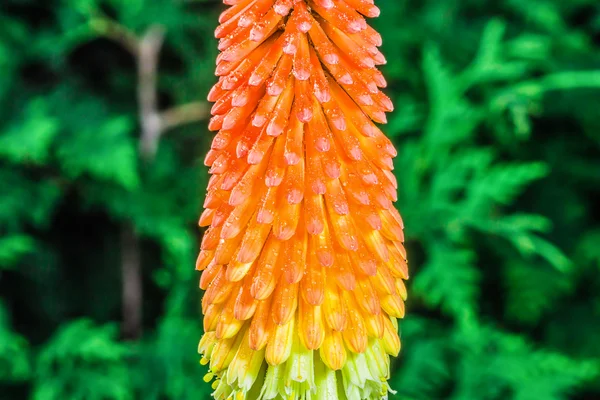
[196,1,408,399]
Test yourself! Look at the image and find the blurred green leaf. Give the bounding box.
[57,115,139,190]
[136,317,211,400]
[33,319,133,400]
[0,169,62,229]
[0,302,31,382]
[504,261,573,324]
[413,242,480,318]
[0,99,60,165]
[0,235,36,270]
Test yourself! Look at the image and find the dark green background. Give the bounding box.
[1,0,600,399]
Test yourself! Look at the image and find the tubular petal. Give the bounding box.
[272,281,299,326]
[342,300,368,354]
[301,244,326,306]
[250,235,282,300]
[248,297,272,351]
[234,283,259,321]
[299,298,326,350]
[282,216,307,284]
[265,318,295,365]
[319,329,346,370]
[322,282,347,332]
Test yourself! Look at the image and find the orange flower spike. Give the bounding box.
[198,1,408,399]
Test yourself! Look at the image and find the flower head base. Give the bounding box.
[201,328,397,400]
[197,1,408,399]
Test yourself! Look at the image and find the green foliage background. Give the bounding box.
[1,0,600,398]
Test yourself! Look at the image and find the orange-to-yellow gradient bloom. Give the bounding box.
[196,1,408,399]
